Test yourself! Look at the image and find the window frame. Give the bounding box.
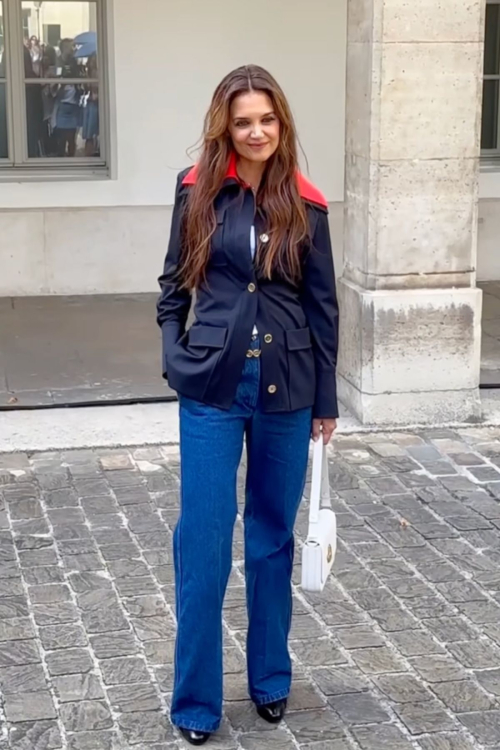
[0,0,110,179]
[482,0,500,160]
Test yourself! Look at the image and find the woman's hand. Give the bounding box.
[312,418,338,445]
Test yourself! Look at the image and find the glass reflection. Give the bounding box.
[22,2,98,79]
[484,3,500,77]
[482,79,499,151]
[21,2,100,158]
[0,2,7,158]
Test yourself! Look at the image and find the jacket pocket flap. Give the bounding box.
[189,325,227,349]
[286,327,312,351]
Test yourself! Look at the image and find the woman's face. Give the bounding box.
[228,91,280,164]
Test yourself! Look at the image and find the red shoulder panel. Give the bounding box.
[182,158,328,209]
[297,173,328,209]
[182,165,198,185]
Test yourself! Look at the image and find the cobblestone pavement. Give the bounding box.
[2,428,500,749]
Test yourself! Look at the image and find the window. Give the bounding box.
[482,0,500,156]
[0,0,107,176]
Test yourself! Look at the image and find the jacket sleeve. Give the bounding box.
[301,207,339,419]
[156,172,192,361]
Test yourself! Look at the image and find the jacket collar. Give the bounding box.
[182,152,328,209]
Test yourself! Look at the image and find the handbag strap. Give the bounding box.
[309,439,332,525]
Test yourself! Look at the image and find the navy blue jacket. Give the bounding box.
[157,161,339,418]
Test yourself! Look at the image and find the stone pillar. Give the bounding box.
[339,0,485,425]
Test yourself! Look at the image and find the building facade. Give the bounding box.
[0,0,498,425]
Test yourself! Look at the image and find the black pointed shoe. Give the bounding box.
[179,728,211,746]
[256,698,288,724]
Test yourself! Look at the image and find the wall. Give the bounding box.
[1,0,499,294]
[0,0,348,296]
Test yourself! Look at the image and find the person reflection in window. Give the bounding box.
[41,45,58,156]
[24,45,43,158]
[0,51,7,159]
[52,39,82,157]
[83,53,99,157]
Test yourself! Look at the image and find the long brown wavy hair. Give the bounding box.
[178,65,309,289]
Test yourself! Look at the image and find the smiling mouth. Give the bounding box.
[248,143,268,149]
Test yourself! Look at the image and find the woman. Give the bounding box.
[157,65,339,746]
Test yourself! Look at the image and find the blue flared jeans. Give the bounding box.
[171,341,312,732]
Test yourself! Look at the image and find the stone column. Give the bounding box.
[339,0,485,425]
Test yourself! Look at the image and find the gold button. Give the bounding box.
[247,283,256,293]
[268,384,277,394]
[264,334,273,344]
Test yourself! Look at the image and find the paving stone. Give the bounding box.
[66,730,115,750]
[62,553,104,572]
[328,692,390,725]
[312,666,369,695]
[350,646,405,675]
[132,615,176,641]
[123,595,167,618]
[33,602,79,625]
[368,559,416,579]
[369,608,420,632]
[53,525,92,542]
[385,577,435,600]
[459,711,500,744]
[8,720,62,750]
[90,631,138,658]
[410,655,465,683]
[457,600,500,623]
[431,680,496,712]
[374,673,432,703]
[284,707,345,743]
[291,638,347,667]
[39,623,87,650]
[43,487,79,507]
[99,542,140,561]
[351,724,415,750]
[59,700,113,732]
[315,600,365,627]
[435,581,487,603]
[46,647,93,676]
[447,640,500,669]
[389,630,446,657]
[82,605,129,633]
[416,735,477,750]
[100,656,150,685]
[0,616,35,641]
[474,667,500,696]
[423,617,478,643]
[117,711,174,744]
[334,626,386,649]
[23,566,66,585]
[239,729,295,750]
[0,664,47,694]
[290,614,324,640]
[18,548,58,567]
[68,571,113,593]
[52,673,104,703]
[394,700,458,734]
[144,639,176,665]
[115,576,158,597]
[28,584,71,604]
[406,597,456,620]
[4,691,56,722]
[0,639,41,666]
[0,596,29,619]
[107,681,160,712]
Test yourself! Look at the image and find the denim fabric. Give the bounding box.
[171,341,312,732]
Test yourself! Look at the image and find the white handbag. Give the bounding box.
[301,439,337,592]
